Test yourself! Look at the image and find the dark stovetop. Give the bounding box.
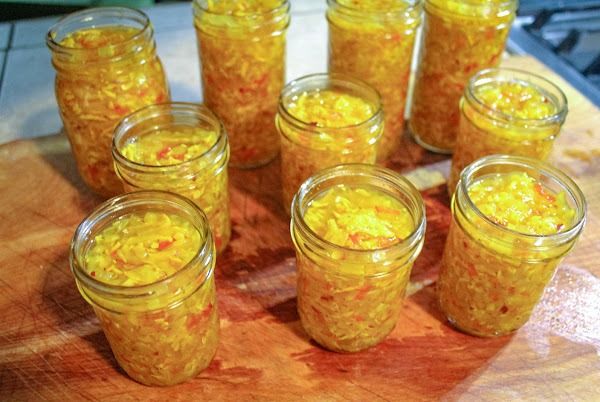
[508,0,600,106]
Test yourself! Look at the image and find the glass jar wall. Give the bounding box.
[438,155,586,337]
[193,0,290,168]
[448,68,568,195]
[47,7,170,196]
[291,164,426,352]
[327,0,422,162]
[112,102,231,253]
[277,73,383,211]
[409,0,516,153]
[70,191,219,385]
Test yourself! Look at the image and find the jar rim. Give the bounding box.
[192,0,291,36]
[327,0,422,15]
[457,154,586,242]
[112,102,229,172]
[291,163,426,267]
[464,68,568,128]
[193,0,290,17]
[70,190,214,299]
[425,0,517,18]
[278,73,383,135]
[46,7,151,55]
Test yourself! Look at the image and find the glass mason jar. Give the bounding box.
[448,68,568,195]
[277,73,384,211]
[291,164,426,352]
[327,0,422,162]
[70,191,219,386]
[409,0,517,153]
[438,155,586,337]
[193,0,290,168]
[112,102,231,254]
[47,7,170,197]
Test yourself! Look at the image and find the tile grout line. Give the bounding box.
[0,23,15,94]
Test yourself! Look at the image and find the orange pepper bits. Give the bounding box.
[86,211,200,286]
[304,185,412,251]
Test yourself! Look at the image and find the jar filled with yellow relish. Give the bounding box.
[47,7,170,197]
[112,102,230,254]
[410,0,517,153]
[438,155,586,337]
[327,0,422,162]
[448,68,568,194]
[70,191,219,386]
[277,73,384,211]
[193,0,290,168]
[291,164,426,352]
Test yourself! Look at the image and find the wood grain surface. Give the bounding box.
[1,56,599,401]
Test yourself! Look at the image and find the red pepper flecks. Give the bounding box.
[158,240,174,251]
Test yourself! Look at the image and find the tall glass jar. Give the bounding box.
[277,73,384,211]
[291,164,426,352]
[70,191,219,386]
[47,7,170,197]
[438,155,586,337]
[193,0,290,168]
[448,68,568,194]
[409,0,517,153]
[112,102,231,253]
[327,0,422,162]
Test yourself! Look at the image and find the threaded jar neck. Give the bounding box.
[46,7,156,68]
[193,0,290,37]
[454,154,586,256]
[291,164,426,277]
[277,73,384,148]
[327,0,422,27]
[70,191,215,313]
[462,68,568,132]
[112,102,229,187]
[425,0,517,20]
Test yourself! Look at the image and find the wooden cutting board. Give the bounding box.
[1,56,599,401]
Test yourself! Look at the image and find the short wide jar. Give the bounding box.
[410,0,516,153]
[47,7,170,196]
[438,155,586,337]
[70,191,219,386]
[277,73,384,211]
[112,102,231,253]
[193,0,290,168]
[291,164,426,352]
[448,68,568,194]
[327,0,422,161]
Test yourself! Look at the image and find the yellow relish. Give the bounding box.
[448,71,566,195]
[438,167,582,337]
[205,0,283,14]
[474,81,557,120]
[85,211,201,286]
[304,184,413,250]
[59,26,138,50]
[286,89,375,128]
[278,82,382,211]
[51,24,169,196]
[409,0,516,152]
[291,165,425,352]
[120,126,218,166]
[194,0,288,167]
[336,0,413,10]
[468,172,575,235]
[328,0,421,161]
